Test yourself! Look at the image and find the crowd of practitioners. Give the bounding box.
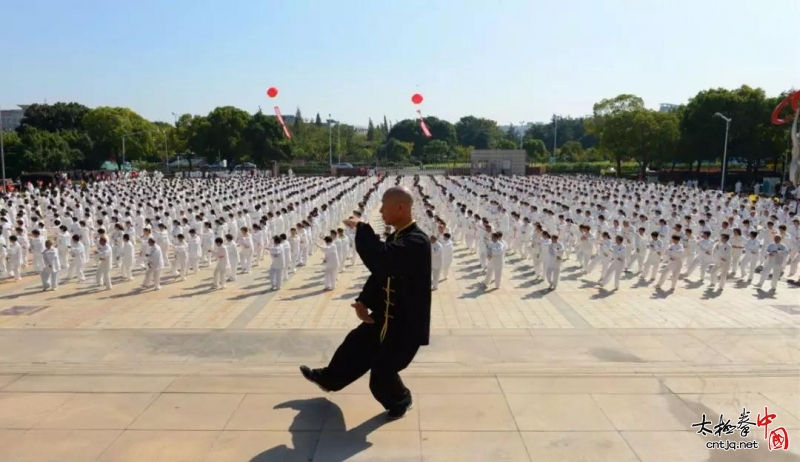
[0,174,385,292]
[412,175,798,294]
[2,172,799,298]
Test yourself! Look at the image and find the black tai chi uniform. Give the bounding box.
[313,220,431,412]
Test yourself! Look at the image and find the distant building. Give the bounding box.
[499,123,532,133]
[659,104,680,113]
[470,149,526,176]
[0,104,29,131]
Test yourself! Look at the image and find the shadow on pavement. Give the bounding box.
[249,398,386,462]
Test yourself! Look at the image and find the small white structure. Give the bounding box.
[470,149,526,176]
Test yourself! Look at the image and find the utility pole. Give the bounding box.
[713,113,731,191]
[0,103,6,193]
[553,115,558,157]
[327,115,333,167]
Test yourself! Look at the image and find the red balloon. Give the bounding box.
[266,87,278,98]
[411,93,423,105]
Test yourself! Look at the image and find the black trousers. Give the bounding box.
[317,322,420,411]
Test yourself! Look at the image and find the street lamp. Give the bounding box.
[158,129,169,172]
[518,120,525,149]
[327,115,333,167]
[327,115,340,166]
[121,128,169,170]
[171,112,178,126]
[713,112,731,191]
[0,104,6,193]
[553,114,558,157]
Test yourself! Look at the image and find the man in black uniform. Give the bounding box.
[300,185,431,420]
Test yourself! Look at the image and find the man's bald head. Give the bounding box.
[382,186,414,206]
[380,186,414,226]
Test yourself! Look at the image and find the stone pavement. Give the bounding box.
[0,207,798,460]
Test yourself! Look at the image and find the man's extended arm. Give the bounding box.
[354,222,420,276]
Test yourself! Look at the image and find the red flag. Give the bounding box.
[416,110,432,138]
[274,106,293,139]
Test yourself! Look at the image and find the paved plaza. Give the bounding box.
[0,208,798,461]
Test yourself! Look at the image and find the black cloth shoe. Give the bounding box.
[387,400,413,421]
[299,365,330,393]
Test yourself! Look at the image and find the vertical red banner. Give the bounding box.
[274,106,293,139]
[416,109,432,138]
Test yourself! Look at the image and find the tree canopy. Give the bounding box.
[3,84,793,178]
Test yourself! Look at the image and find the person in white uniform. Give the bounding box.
[40,240,61,290]
[440,233,454,280]
[756,235,790,292]
[213,237,229,289]
[120,234,135,281]
[142,237,164,290]
[482,232,505,289]
[657,235,684,291]
[95,236,113,290]
[430,235,443,290]
[318,235,339,290]
[546,234,565,290]
[600,235,626,290]
[66,234,86,282]
[710,233,732,291]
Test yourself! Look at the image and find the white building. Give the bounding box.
[0,104,29,131]
[659,104,680,113]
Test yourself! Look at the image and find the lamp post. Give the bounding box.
[553,114,558,157]
[327,114,333,167]
[122,129,167,169]
[518,120,525,149]
[0,104,6,193]
[327,116,341,166]
[713,112,731,191]
[159,129,169,172]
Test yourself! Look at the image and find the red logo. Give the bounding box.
[757,407,789,451]
[770,427,789,451]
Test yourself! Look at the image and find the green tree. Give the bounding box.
[204,106,252,164]
[587,94,646,171]
[387,116,456,159]
[242,110,285,167]
[294,108,304,136]
[559,140,585,161]
[523,139,549,161]
[81,106,156,166]
[366,118,375,142]
[496,138,518,149]
[1,131,25,176]
[506,124,521,146]
[18,102,90,133]
[422,140,450,163]
[315,113,322,127]
[18,127,83,172]
[384,138,412,163]
[679,86,776,174]
[455,116,506,149]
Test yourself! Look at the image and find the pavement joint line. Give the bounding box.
[546,291,593,328]
[227,285,280,329]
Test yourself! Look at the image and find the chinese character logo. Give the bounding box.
[692,406,789,451]
[757,407,790,451]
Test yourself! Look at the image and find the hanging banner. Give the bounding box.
[274,106,292,139]
[416,109,432,138]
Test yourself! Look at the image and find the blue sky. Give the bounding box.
[2,0,797,126]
